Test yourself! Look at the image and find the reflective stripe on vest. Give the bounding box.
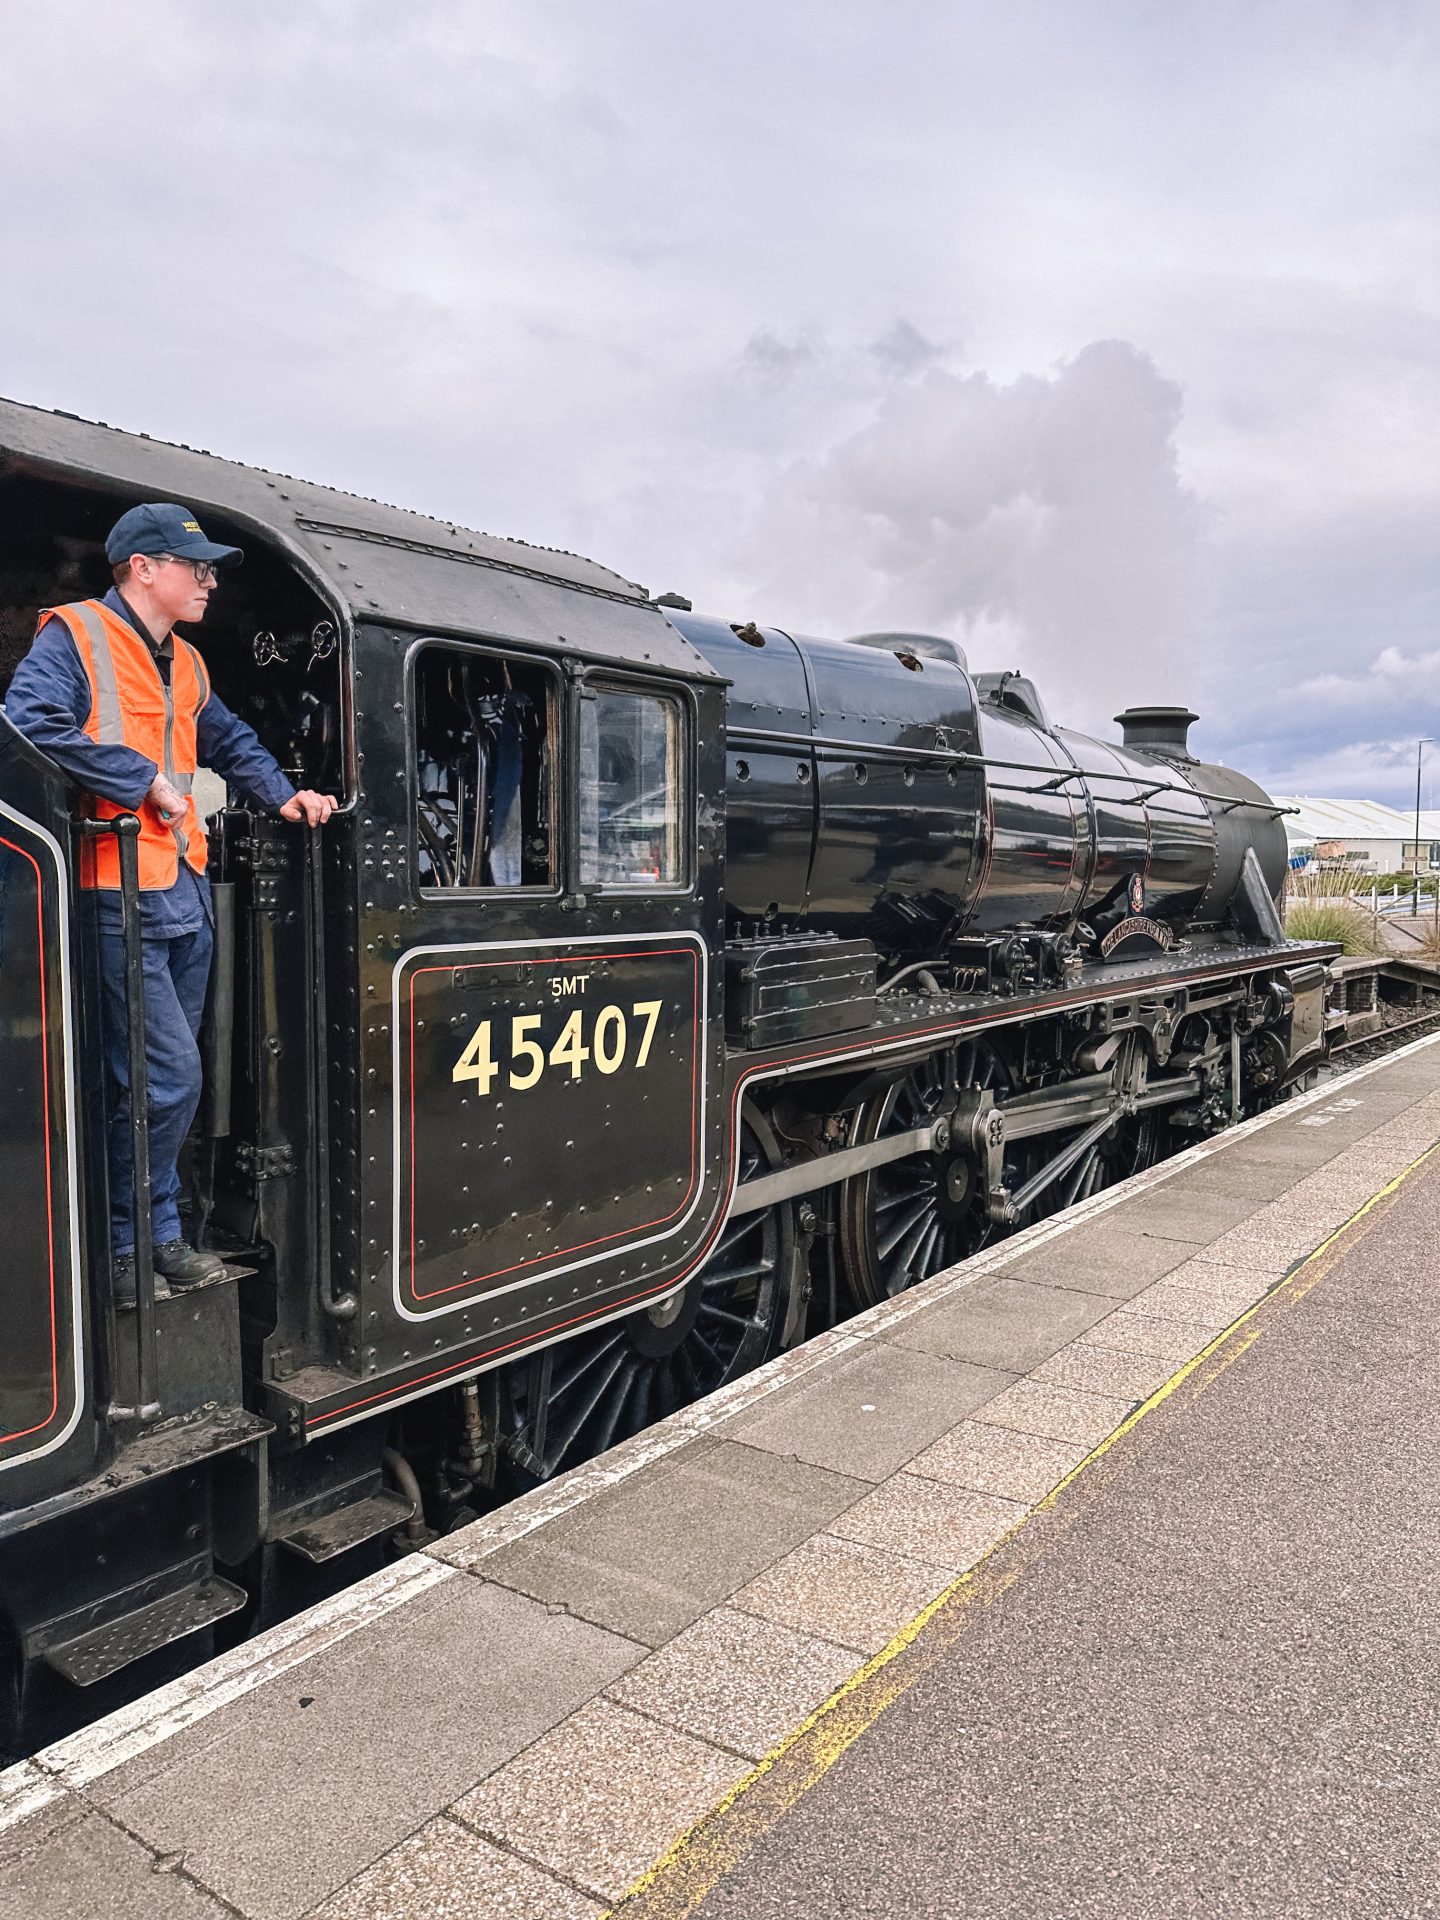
[39,599,211,892]
[68,600,127,745]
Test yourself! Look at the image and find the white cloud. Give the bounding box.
[1300,646,1440,708]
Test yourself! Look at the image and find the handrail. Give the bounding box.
[75,812,162,1422]
[723,724,1299,817]
[303,824,357,1320]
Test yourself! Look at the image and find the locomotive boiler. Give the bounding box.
[0,397,1328,1750]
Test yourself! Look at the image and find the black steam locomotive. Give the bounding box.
[0,398,1328,1747]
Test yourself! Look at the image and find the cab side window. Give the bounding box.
[412,646,556,890]
[579,687,684,887]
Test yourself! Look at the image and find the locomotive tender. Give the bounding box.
[0,397,1329,1745]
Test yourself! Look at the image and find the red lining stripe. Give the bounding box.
[403,945,702,1301]
[312,948,1273,1431]
[0,835,62,1450]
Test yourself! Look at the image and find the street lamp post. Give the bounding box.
[1413,738,1433,917]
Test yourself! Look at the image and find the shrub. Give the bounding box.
[1284,903,1380,955]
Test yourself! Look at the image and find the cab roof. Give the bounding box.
[0,395,718,680]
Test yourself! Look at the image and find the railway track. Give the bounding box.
[1328,1006,1440,1060]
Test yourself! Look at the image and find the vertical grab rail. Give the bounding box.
[77,812,162,1421]
[304,824,356,1321]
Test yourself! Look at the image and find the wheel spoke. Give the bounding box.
[913,1216,943,1279]
[544,1346,632,1470]
[687,1329,726,1382]
[592,1362,641,1453]
[703,1254,775,1289]
[887,1204,936,1286]
[877,1193,935,1262]
[549,1330,626,1400]
[626,1364,653,1434]
[699,1301,763,1334]
[873,1180,931,1217]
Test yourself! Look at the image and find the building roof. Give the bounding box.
[1278,798,1440,845]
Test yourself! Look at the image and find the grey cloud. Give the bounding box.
[739,341,1197,728]
[869,321,946,376]
[0,0,1436,808]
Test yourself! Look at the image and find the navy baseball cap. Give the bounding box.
[105,502,244,569]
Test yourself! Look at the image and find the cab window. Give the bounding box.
[412,645,556,890]
[579,687,684,887]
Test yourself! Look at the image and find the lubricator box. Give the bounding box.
[724,933,877,1048]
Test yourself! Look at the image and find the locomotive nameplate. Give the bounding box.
[1100,914,1174,959]
[0,801,83,1475]
[393,932,706,1319]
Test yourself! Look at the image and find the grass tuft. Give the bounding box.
[1283,903,1380,954]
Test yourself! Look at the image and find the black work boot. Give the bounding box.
[153,1239,227,1290]
[113,1253,138,1310]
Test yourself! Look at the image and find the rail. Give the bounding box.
[75,812,162,1423]
[304,824,357,1321]
[724,723,1296,819]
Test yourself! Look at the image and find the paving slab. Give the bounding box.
[0,1789,230,1920]
[312,1817,602,1920]
[885,1272,1123,1371]
[998,1224,1193,1297]
[1158,1156,1304,1203]
[1118,1282,1259,1334]
[607,1607,861,1760]
[1076,1309,1219,1364]
[723,1339,1013,1482]
[828,1471,1026,1567]
[971,1377,1137,1447]
[1106,1187,1263,1245]
[729,1532,954,1655]
[1029,1341,1181,1402]
[1204,1202,1353,1273]
[906,1419,1092,1504]
[1222,1126,1364,1170]
[475,1438,868,1646]
[454,1698,748,1901]
[84,1576,643,1920]
[1154,1253,1279,1303]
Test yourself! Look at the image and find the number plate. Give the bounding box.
[393,933,707,1317]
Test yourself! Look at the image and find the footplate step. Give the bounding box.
[41,1574,248,1687]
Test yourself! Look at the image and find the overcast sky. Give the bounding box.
[3,1,1436,803]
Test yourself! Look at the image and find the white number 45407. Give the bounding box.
[452,1001,664,1096]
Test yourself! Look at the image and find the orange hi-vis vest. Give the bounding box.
[40,599,212,892]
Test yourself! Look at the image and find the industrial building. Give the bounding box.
[1279,798,1440,874]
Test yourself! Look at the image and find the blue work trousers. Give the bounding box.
[98,923,213,1255]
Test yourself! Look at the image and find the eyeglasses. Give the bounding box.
[155,555,219,586]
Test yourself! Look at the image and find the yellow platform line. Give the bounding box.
[604,1140,1439,1919]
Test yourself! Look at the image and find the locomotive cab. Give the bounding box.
[0,449,356,1734]
[0,457,348,1445]
[0,398,738,1745]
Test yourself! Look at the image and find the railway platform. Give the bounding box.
[4,1034,1440,1920]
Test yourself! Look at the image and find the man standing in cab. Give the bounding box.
[5,501,337,1304]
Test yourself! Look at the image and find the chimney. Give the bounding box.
[1114,705,1199,762]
